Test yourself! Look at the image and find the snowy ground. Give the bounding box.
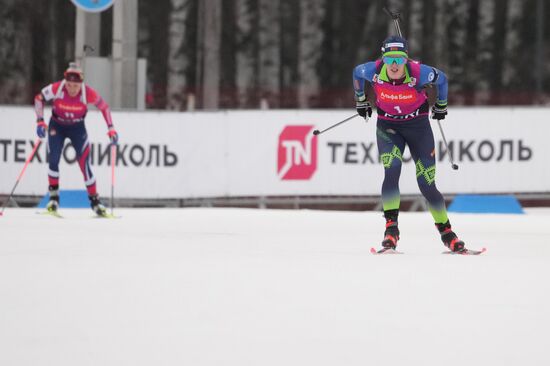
[1,207,550,366]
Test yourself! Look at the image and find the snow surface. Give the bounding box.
[1,207,550,366]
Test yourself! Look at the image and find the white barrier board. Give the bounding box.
[0,106,548,198]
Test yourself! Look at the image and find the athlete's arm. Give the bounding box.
[86,86,114,128]
[34,82,61,120]
[419,64,448,105]
[86,86,118,144]
[34,94,46,121]
[353,62,377,101]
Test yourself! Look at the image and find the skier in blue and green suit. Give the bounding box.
[353,35,467,253]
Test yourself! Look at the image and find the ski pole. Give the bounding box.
[110,144,116,216]
[436,120,459,170]
[0,138,42,216]
[313,114,361,136]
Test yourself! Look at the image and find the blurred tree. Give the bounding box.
[0,0,33,104]
[516,0,540,103]
[167,0,192,110]
[406,0,423,58]
[421,0,436,65]
[0,0,547,108]
[297,0,325,108]
[490,0,509,104]
[46,2,60,81]
[446,0,469,104]
[219,0,237,108]
[476,0,496,105]
[462,0,480,105]
[200,0,222,109]
[502,0,523,103]
[136,1,170,108]
[235,0,257,107]
[356,0,387,64]
[279,0,299,108]
[258,0,281,108]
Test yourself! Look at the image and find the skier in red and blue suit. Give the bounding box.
[34,63,118,216]
[353,35,466,253]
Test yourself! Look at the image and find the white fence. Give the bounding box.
[1,106,548,199]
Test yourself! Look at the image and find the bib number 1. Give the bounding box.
[394,106,402,114]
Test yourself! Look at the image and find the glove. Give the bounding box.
[356,96,372,119]
[36,118,47,139]
[431,102,448,120]
[107,127,119,145]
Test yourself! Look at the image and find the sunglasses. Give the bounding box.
[383,56,407,65]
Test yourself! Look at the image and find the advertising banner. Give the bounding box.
[1,106,547,198]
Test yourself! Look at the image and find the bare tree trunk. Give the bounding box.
[476,0,496,104]
[502,0,522,87]
[462,0,480,105]
[445,0,469,104]
[201,0,222,109]
[219,0,237,108]
[433,0,450,73]
[280,0,299,108]
[490,0,509,104]
[258,0,280,108]
[297,0,325,108]
[142,0,170,109]
[235,0,257,107]
[0,0,32,104]
[407,0,423,56]
[167,0,192,110]
[357,0,385,63]
[195,0,204,107]
[421,0,436,65]
[48,3,59,81]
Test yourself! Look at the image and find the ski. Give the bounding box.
[442,247,486,255]
[370,247,403,255]
[93,212,120,219]
[370,247,486,255]
[36,211,120,219]
[36,211,64,219]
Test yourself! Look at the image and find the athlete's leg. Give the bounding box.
[46,120,66,210]
[377,120,406,212]
[67,124,97,196]
[47,120,65,188]
[403,117,465,251]
[376,119,406,249]
[67,124,108,216]
[402,117,448,224]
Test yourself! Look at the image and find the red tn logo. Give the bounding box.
[277,125,318,180]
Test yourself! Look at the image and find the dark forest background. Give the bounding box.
[0,0,548,109]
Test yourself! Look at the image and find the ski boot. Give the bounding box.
[378,209,400,253]
[436,220,465,252]
[46,185,59,213]
[89,194,108,217]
